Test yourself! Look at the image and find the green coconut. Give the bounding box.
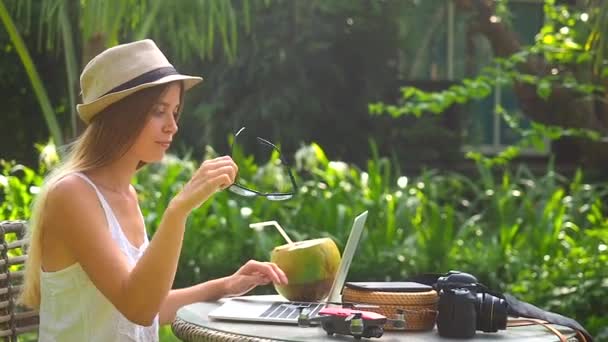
[270,238,341,302]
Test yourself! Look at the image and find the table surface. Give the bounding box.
[174,295,578,342]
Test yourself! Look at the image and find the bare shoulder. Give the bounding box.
[44,174,105,233]
[47,174,98,206]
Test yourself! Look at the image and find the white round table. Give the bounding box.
[172,295,579,342]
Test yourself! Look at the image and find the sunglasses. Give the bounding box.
[227,127,297,201]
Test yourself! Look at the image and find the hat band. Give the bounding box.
[102,66,179,96]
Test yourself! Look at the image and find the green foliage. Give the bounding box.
[465,105,602,167]
[3,0,260,141]
[8,0,254,64]
[177,0,428,165]
[586,0,608,76]
[0,0,63,146]
[2,141,607,338]
[159,325,181,342]
[133,143,608,338]
[0,160,43,221]
[369,0,607,168]
[369,46,603,118]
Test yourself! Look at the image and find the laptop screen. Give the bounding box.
[326,210,368,303]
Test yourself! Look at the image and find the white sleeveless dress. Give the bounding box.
[38,172,159,342]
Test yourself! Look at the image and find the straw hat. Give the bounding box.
[77,39,203,124]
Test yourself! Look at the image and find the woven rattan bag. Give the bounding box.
[342,282,438,331]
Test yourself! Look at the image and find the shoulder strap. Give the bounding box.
[71,172,116,227]
[72,172,104,198]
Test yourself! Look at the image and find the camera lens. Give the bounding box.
[476,292,508,332]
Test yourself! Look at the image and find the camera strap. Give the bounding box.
[508,318,582,342]
[502,293,591,342]
[404,273,593,342]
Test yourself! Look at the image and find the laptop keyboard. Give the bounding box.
[259,302,325,320]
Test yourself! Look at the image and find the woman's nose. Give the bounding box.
[163,115,178,134]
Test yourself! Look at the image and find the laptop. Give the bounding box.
[208,210,368,324]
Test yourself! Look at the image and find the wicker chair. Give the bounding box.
[0,221,38,341]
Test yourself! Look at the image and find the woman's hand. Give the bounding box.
[170,155,237,215]
[223,260,289,297]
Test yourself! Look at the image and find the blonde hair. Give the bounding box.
[20,83,183,309]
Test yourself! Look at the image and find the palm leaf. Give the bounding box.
[5,0,261,141]
[0,0,63,146]
[586,0,608,77]
[58,2,78,138]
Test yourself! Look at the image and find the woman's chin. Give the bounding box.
[141,153,165,164]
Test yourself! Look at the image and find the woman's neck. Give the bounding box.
[84,159,139,195]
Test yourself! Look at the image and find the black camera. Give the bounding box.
[435,271,508,338]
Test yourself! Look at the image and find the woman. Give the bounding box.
[20,39,288,342]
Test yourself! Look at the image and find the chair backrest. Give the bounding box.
[0,221,38,341]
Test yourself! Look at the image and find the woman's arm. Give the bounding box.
[159,260,288,324]
[159,277,228,324]
[46,157,237,326]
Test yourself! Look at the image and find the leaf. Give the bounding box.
[368,102,384,115]
[400,86,418,99]
[0,0,63,146]
[576,52,592,64]
[542,34,555,45]
[537,79,552,100]
[518,74,537,84]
